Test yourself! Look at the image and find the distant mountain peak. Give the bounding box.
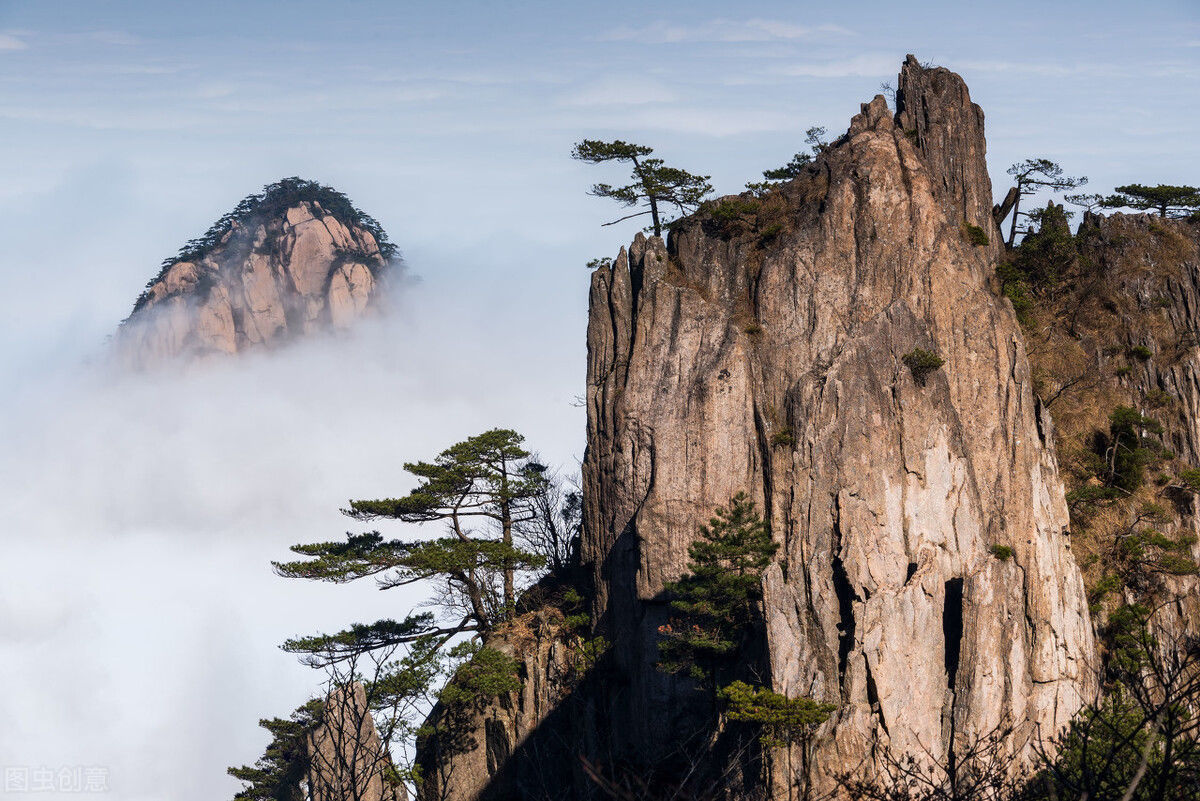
[117,178,396,368]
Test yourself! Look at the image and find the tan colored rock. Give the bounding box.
[415,610,584,801]
[308,682,405,801]
[116,196,391,368]
[581,56,1098,794]
[329,262,376,328]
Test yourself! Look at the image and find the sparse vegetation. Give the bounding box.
[771,428,795,448]
[962,221,990,246]
[746,126,829,194]
[989,544,1014,560]
[902,348,945,386]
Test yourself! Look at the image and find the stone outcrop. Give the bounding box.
[415,609,588,801]
[408,56,1105,800]
[309,683,405,801]
[1073,213,1200,465]
[581,55,1098,793]
[116,180,392,368]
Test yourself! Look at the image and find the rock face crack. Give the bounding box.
[943,578,964,692]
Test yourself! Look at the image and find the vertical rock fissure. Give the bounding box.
[865,656,888,736]
[831,497,859,696]
[943,577,965,786]
[832,554,857,697]
[752,402,775,529]
[943,578,964,690]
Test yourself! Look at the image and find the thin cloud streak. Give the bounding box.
[601,18,853,44]
[775,53,896,78]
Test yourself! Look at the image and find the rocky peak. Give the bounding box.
[308,683,405,801]
[115,178,395,368]
[895,54,994,232]
[581,54,1096,793]
[409,55,1102,800]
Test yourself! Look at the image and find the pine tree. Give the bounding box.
[227,701,323,801]
[274,428,548,646]
[657,492,778,683]
[1102,184,1200,219]
[572,139,712,236]
[746,126,829,194]
[1003,159,1087,246]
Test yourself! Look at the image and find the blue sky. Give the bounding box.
[2,0,1198,374]
[0,2,1198,799]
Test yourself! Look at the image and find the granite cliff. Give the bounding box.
[116,177,394,368]
[581,55,1097,794]
[415,55,1104,799]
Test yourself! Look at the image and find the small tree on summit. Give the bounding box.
[1002,159,1088,246]
[1102,184,1200,219]
[572,139,713,236]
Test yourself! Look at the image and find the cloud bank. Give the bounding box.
[0,281,584,800]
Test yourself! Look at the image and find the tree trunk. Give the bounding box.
[501,497,514,618]
[1008,189,1022,246]
[632,154,662,237]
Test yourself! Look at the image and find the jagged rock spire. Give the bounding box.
[895,53,995,232]
[581,54,1096,793]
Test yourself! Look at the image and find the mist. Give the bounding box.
[0,266,587,799]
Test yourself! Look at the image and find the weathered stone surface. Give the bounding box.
[116,199,387,368]
[415,610,586,801]
[1057,212,1200,641]
[308,682,405,801]
[581,56,1098,792]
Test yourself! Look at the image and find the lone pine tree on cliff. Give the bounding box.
[275,428,549,639]
[572,139,712,236]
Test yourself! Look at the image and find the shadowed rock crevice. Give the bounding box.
[942,578,964,691]
[831,551,859,694]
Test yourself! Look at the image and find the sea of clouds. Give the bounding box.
[0,256,587,799]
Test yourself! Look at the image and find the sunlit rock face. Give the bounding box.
[308,683,405,801]
[116,179,393,368]
[581,55,1098,792]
